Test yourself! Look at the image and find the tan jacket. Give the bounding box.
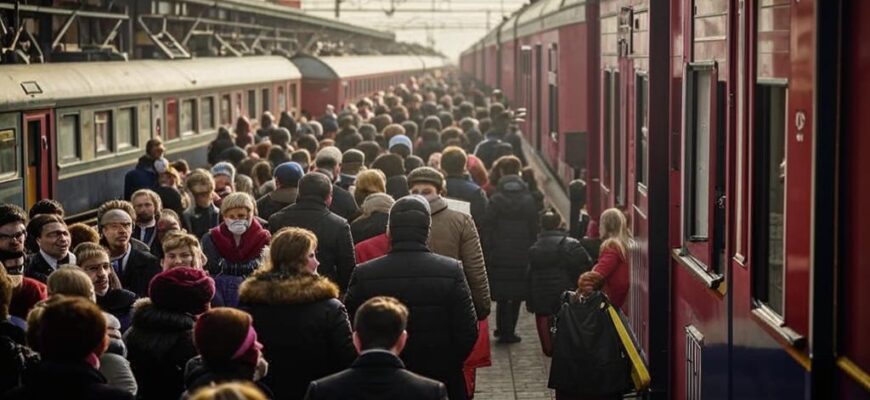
[428,197,492,319]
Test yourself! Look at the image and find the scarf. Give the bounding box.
[208,218,271,264]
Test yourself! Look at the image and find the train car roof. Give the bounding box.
[0,56,300,111]
[292,55,440,80]
[418,56,451,70]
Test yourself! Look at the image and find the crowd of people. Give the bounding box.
[0,72,631,400]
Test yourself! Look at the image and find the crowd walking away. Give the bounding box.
[0,72,635,400]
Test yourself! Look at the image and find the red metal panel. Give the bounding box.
[842,0,870,392]
[300,80,337,119]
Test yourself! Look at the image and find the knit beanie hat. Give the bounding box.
[388,135,413,154]
[407,166,444,192]
[194,307,259,366]
[148,268,215,315]
[211,161,236,182]
[274,162,305,187]
[341,149,365,175]
[388,195,431,242]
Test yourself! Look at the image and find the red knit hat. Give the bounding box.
[194,307,259,366]
[148,267,215,315]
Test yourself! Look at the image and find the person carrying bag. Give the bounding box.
[547,290,649,400]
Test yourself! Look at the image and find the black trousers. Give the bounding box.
[496,300,522,336]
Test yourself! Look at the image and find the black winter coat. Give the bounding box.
[123,299,197,400]
[182,204,221,240]
[267,197,356,291]
[527,230,594,315]
[344,241,479,400]
[329,184,360,222]
[473,132,508,169]
[350,212,389,244]
[445,175,488,228]
[385,175,409,200]
[4,360,134,400]
[304,351,448,400]
[23,252,63,284]
[256,187,298,221]
[482,175,540,301]
[118,248,162,298]
[239,273,357,400]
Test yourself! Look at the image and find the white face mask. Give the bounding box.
[226,219,250,235]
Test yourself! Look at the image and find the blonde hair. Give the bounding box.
[186,169,216,193]
[47,266,94,299]
[261,227,317,276]
[189,382,267,400]
[599,208,630,259]
[220,192,255,215]
[353,168,387,206]
[161,231,202,255]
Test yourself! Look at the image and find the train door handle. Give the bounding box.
[41,136,48,151]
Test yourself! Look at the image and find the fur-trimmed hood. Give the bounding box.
[239,272,339,306]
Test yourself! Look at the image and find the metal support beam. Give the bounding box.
[50,8,78,51]
[0,3,128,20]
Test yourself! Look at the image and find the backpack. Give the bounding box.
[0,335,40,393]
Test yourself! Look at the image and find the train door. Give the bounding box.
[22,110,53,208]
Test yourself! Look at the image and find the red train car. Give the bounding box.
[292,55,448,118]
[462,0,870,398]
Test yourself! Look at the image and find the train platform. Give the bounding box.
[476,306,554,400]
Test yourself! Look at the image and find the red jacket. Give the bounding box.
[593,245,629,311]
[354,233,390,264]
[11,277,47,320]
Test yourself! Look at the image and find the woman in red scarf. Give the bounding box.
[201,192,271,307]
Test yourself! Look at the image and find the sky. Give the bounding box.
[300,0,529,62]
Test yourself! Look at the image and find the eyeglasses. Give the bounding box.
[0,231,25,241]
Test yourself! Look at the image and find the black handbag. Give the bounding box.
[547,291,632,396]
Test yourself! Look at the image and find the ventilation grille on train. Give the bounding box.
[685,325,704,400]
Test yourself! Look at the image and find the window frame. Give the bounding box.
[602,69,614,193]
[247,89,257,120]
[548,43,559,143]
[58,112,81,165]
[636,70,650,193]
[220,93,232,127]
[750,80,789,320]
[179,97,198,137]
[115,106,138,151]
[261,87,271,116]
[0,128,19,181]
[679,61,725,273]
[94,109,114,156]
[201,95,216,131]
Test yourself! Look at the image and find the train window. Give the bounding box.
[94,111,113,155]
[614,71,624,206]
[289,83,298,115]
[0,129,17,177]
[247,90,257,120]
[165,98,178,140]
[58,114,80,164]
[180,99,197,136]
[220,94,231,126]
[603,70,613,190]
[681,62,726,271]
[636,72,650,190]
[751,82,787,316]
[262,89,271,115]
[234,93,243,122]
[116,107,136,150]
[277,86,286,112]
[548,44,559,142]
[201,97,215,131]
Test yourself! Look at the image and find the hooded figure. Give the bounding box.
[124,268,216,400]
[344,196,479,400]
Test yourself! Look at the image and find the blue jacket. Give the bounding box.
[123,156,158,200]
[444,174,488,228]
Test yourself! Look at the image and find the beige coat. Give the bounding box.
[428,196,492,320]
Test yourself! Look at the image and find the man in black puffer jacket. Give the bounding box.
[481,157,540,344]
[268,172,356,292]
[344,195,479,400]
[527,210,594,356]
